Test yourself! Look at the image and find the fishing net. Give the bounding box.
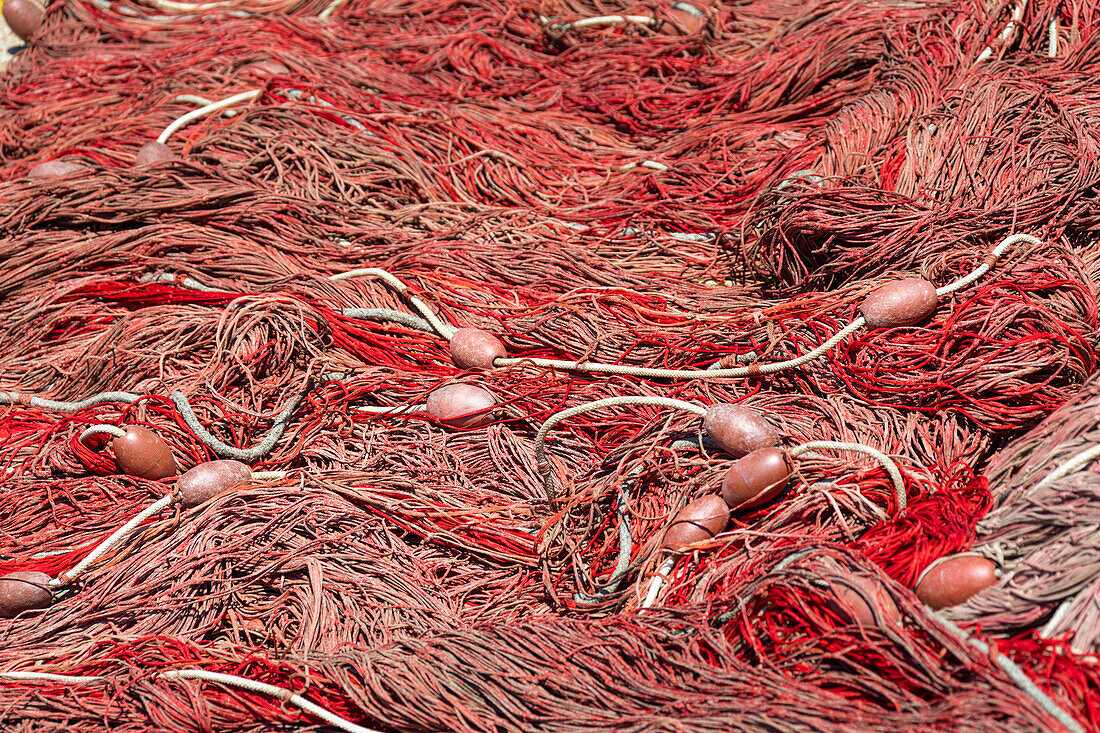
[2,0,1100,730]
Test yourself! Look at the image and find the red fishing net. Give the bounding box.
[1,0,1099,730]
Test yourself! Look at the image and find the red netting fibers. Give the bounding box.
[1,0,1099,730]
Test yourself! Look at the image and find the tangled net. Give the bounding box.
[2,0,1100,730]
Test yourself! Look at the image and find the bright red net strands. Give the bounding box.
[1,0,1099,730]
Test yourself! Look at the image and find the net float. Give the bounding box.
[662,495,730,548]
[44,465,283,589]
[721,447,793,510]
[0,571,53,618]
[176,460,252,508]
[27,160,85,179]
[2,0,44,41]
[426,384,497,428]
[915,555,998,610]
[449,328,507,370]
[112,426,178,480]
[833,576,901,627]
[243,59,291,78]
[135,142,175,167]
[703,404,779,457]
[859,278,939,329]
[664,1,706,34]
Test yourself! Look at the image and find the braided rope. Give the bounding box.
[936,616,1084,733]
[788,441,907,511]
[140,272,224,292]
[641,557,676,609]
[141,272,434,331]
[935,234,1040,296]
[1033,443,1100,492]
[170,94,240,117]
[329,268,455,339]
[535,396,707,500]
[340,308,434,332]
[52,494,174,586]
[574,486,634,605]
[497,234,1036,380]
[170,389,303,461]
[351,402,426,415]
[277,88,367,132]
[78,424,126,442]
[497,319,865,379]
[160,669,385,733]
[567,14,658,29]
[3,389,301,460]
[150,234,1039,384]
[0,672,105,684]
[158,90,261,144]
[318,0,346,18]
[250,470,288,481]
[974,0,1027,64]
[1,392,142,412]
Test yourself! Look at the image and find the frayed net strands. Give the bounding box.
[939,375,1100,655]
[3,229,1090,439]
[0,558,1086,733]
[2,0,1100,730]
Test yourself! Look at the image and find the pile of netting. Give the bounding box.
[2,0,1100,729]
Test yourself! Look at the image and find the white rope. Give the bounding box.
[641,557,676,608]
[936,616,1084,733]
[141,272,222,292]
[534,396,707,499]
[2,388,296,460]
[157,90,261,145]
[975,0,1028,63]
[0,672,105,684]
[935,234,1040,296]
[671,1,705,18]
[574,484,634,605]
[494,234,1031,380]
[249,470,288,481]
[570,442,696,605]
[351,402,426,415]
[1040,598,1074,639]
[142,272,433,331]
[172,94,214,107]
[318,0,346,19]
[619,160,668,172]
[276,89,367,132]
[1033,443,1100,492]
[788,441,907,511]
[569,14,658,29]
[0,391,141,412]
[78,424,126,442]
[339,308,434,332]
[497,318,866,380]
[775,169,823,190]
[151,235,1034,384]
[52,494,174,587]
[329,267,455,340]
[31,549,76,559]
[171,94,240,117]
[160,669,385,733]
[1048,18,1059,56]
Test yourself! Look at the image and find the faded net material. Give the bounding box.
[1,0,1100,730]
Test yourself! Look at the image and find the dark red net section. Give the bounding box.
[1,0,1099,730]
